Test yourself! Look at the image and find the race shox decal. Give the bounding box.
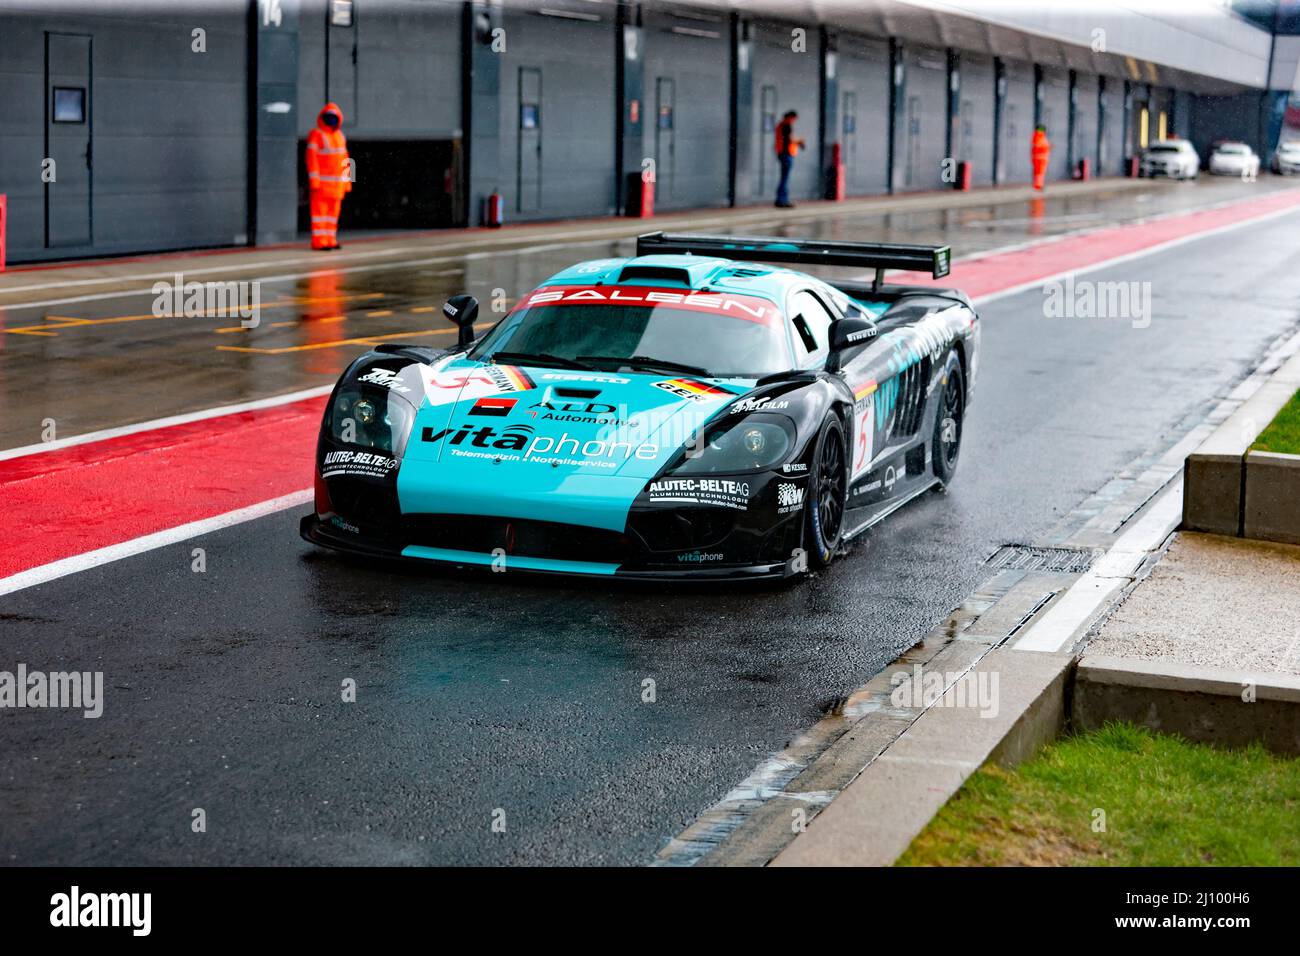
[470,396,517,417]
[652,378,733,402]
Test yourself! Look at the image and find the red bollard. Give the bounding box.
[829,143,846,200]
[1077,158,1090,181]
[484,190,504,228]
[1127,156,1140,178]
[640,175,655,218]
[0,194,6,272]
[956,161,972,190]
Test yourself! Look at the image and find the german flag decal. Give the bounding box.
[652,378,733,402]
[470,396,517,417]
[484,365,536,393]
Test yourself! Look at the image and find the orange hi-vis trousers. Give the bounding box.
[310,192,342,249]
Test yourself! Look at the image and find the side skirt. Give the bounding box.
[841,475,940,542]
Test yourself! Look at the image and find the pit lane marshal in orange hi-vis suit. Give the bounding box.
[307,102,351,250]
[1031,124,1051,191]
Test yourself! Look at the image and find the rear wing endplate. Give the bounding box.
[636,232,951,292]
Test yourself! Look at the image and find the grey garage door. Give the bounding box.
[957,52,995,187]
[498,9,618,220]
[642,9,730,211]
[998,59,1034,185]
[837,35,891,196]
[1039,66,1071,181]
[902,44,948,191]
[1072,72,1099,176]
[742,20,821,205]
[1099,76,1126,175]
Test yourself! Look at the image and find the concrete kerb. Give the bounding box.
[1074,655,1300,755]
[1184,347,1300,540]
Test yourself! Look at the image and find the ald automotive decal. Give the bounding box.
[513,285,784,326]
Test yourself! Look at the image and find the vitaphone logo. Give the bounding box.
[423,423,659,461]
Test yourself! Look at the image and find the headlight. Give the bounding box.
[328,385,417,458]
[670,413,795,475]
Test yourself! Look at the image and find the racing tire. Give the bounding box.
[804,413,848,569]
[933,351,965,485]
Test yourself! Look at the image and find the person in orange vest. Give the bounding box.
[774,111,806,208]
[306,102,351,250]
[1031,124,1052,191]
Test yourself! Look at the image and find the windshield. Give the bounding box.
[471,286,793,377]
[1217,144,1246,154]
[1147,145,1181,153]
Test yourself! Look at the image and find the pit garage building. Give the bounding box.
[0,0,1291,263]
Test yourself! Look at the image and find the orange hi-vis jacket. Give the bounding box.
[1031,128,1051,167]
[775,119,801,158]
[306,102,352,199]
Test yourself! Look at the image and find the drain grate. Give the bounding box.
[985,545,1097,574]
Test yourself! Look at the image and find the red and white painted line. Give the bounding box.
[3,187,1300,597]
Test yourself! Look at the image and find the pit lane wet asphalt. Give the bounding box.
[4,181,1300,864]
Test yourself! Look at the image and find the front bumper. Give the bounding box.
[300,512,795,580]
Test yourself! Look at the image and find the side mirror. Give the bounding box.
[444,294,479,349]
[829,316,878,352]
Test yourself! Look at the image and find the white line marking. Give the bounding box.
[0,490,312,598]
[0,386,332,462]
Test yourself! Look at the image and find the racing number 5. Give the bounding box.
[854,404,873,477]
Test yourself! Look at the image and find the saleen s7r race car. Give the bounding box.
[300,233,980,579]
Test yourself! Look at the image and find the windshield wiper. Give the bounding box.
[487,351,594,371]
[578,354,711,377]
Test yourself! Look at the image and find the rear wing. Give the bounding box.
[636,232,951,293]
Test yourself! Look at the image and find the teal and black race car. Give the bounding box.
[300,233,979,579]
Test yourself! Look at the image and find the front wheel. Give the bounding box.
[804,413,847,569]
[933,351,965,485]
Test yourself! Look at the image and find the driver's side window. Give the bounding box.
[788,289,837,368]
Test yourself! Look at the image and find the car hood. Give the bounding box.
[394,355,758,527]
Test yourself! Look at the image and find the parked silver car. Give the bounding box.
[1272,140,1300,175]
[1208,142,1260,177]
[1141,140,1200,180]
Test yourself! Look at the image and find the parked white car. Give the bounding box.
[1208,142,1259,178]
[1272,140,1300,175]
[1141,140,1200,180]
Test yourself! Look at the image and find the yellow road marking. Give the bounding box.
[366,310,393,317]
[2,290,386,336]
[216,326,455,355]
[410,306,436,313]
